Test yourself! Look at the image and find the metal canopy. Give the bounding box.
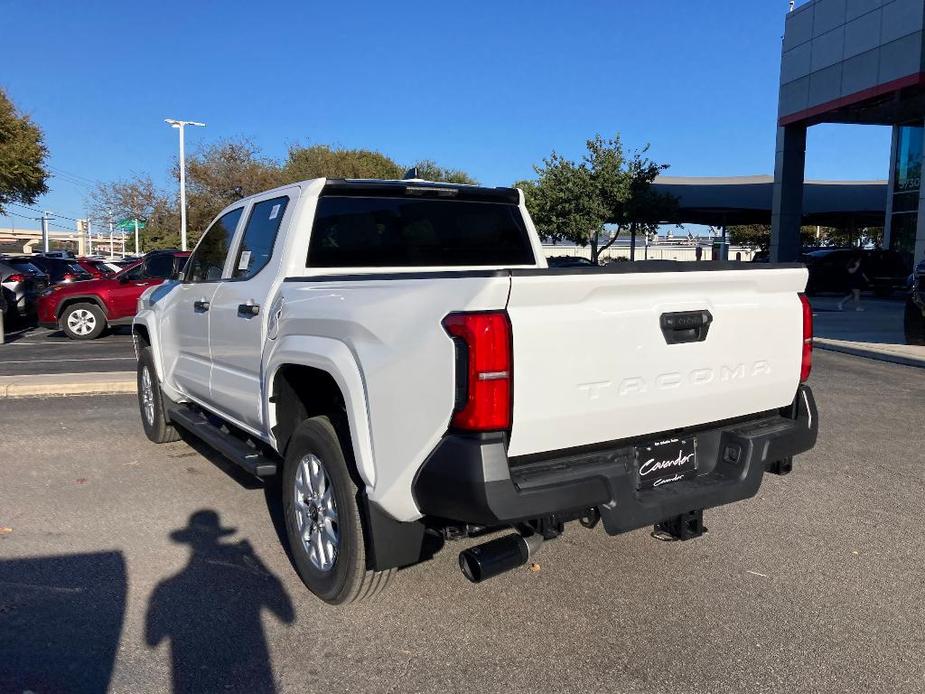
[652,175,887,227]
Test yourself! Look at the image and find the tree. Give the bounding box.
[87,175,178,251]
[527,134,674,263]
[182,139,282,243]
[411,159,478,184]
[281,144,402,182]
[0,89,49,214]
[728,223,876,250]
[727,224,770,247]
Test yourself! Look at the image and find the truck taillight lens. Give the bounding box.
[799,293,813,382]
[442,311,512,432]
[6,273,25,283]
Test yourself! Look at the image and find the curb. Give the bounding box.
[0,371,137,398]
[814,339,925,369]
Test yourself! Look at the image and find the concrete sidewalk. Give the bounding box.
[810,295,925,368]
[0,371,136,398]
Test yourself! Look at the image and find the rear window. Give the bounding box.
[307,196,535,268]
[11,261,43,274]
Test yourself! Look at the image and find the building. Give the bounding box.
[773,0,925,268]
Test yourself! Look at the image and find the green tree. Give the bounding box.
[411,159,478,184]
[528,134,673,263]
[727,224,770,247]
[281,144,403,182]
[0,89,49,213]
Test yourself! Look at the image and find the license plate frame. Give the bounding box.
[635,436,697,490]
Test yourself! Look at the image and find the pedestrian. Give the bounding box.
[837,254,868,311]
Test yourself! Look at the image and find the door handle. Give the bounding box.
[660,310,713,344]
[194,299,210,312]
[238,301,260,318]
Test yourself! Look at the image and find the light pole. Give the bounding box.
[164,118,206,251]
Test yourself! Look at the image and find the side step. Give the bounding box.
[167,404,278,478]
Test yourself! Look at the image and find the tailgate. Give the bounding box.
[505,265,808,457]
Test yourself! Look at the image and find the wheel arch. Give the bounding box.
[266,336,376,488]
[131,314,165,384]
[56,295,109,322]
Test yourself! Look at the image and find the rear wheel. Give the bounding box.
[137,346,181,443]
[905,300,925,345]
[282,416,393,604]
[60,302,106,340]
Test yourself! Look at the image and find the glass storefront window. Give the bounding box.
[890,212,917,266]
[894,125,923,193]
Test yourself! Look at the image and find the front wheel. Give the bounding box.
[137,346,181,443]
[60,302,106,340]
[282,416,393,604]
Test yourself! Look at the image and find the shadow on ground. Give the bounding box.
[0,551,127,692]
[145,510,295,694]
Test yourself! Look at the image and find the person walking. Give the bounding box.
[837,254,868,311]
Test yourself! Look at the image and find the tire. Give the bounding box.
[137,346,181,443]
[282,416,393,604]
[60,302,106,340]
[904,300,925,346]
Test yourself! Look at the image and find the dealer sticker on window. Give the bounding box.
[238,250,252,270]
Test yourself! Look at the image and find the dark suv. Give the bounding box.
[803,248,910,297]
[905,258,925,345]
[24,256,93,284]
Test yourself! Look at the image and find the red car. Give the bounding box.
[38,250,189,339]
[75,257,123,279]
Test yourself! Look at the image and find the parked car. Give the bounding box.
[39,250,77,259]
[0,257,50,319]
[803,248,910,296]
[134,178,818,604]
[905,258,925,345]
[75,257,122,279]
[546,255,597,267]
[37,250,189,339]
[25,256,93,284]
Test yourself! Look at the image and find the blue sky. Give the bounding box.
[1,0,892,232]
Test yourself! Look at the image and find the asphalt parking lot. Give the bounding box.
[1,350,924,694]
[0,325,135,375]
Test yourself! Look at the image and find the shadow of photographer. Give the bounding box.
[146,510,295,693]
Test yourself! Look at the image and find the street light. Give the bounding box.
[164,118,206,251]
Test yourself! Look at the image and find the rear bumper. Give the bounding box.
[413,385,818,535]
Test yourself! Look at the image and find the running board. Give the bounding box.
[167,404,278,478]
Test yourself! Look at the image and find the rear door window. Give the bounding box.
[307,196,535,268]
[232,196,289,279]
[184,208,243,283]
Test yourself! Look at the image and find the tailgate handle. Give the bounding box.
[660,310,713,344]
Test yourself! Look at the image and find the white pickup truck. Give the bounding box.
[134,177,818,604]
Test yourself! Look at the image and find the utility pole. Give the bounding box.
[41,211,50,253]
[134,219,140,255]
[108,210,114,258]
[165,118,206,251]
[88,219,93,255]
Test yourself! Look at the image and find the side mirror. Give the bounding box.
[119,275,130,284]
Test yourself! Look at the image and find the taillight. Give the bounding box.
[442,311,512,432]
[799,293,813,382]
[6,273,25,283]
[62,273,75,281]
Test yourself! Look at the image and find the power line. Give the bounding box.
[47,165,100,186]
